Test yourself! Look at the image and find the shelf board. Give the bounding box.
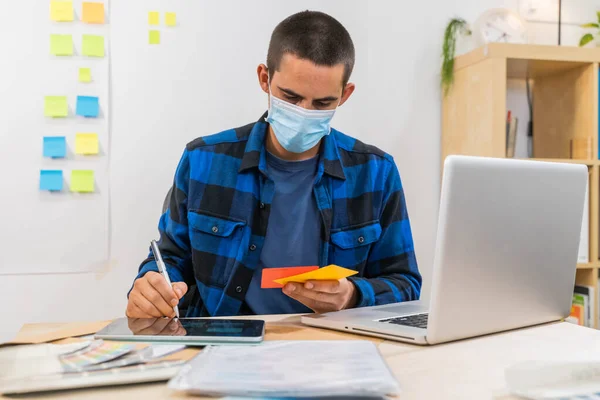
[454,43,600,79]
[577,262,600,269]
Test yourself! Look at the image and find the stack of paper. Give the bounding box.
[168,340,401,398]
[0,340,186,395]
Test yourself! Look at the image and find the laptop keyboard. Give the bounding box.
[379,313,428,329]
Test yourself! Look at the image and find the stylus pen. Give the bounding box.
[150,240,180,319]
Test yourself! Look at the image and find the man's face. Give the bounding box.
[258,53,355,111]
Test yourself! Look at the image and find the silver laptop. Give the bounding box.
[302,155,588,345]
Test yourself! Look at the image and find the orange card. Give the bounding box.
[261,266,319,289]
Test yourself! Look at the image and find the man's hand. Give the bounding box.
[126,271,188,318]
[282,278,358,313]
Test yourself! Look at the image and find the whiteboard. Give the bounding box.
[0,0,110,273]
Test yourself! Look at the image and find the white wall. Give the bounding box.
[4,0,595,328]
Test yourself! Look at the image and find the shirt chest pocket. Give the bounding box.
[330,221,382,267]
[188,211,247,287]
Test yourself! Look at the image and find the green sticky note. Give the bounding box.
[71,170,95,193]
[148,11,159,25]
[50,34,73,56]
[44,96,68,117]
[79,67,92,83]
[149,30,160,45]
[82,34,104,57]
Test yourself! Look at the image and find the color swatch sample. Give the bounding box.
[148,11,159,25]
[70,170,95,192]
[40,170,63,191]
[60,341,135,372]
[50,1,73,22]
[165,12,176,26]
[149,30,160,44]
[79,67,92,83]
[44,96,68,117]
[274,265,358,285]
[82,34,104,57]
[82,2,104,24]
[75,133,98,155]
[43,136,67,158]
[50,34,73,56]
[76,96,99,117]
[261,266,319,289]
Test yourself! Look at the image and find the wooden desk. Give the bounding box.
[4,315,600,399]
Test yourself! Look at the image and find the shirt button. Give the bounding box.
[358,236,365,244]
[249,244,257,251]
[212,226,218,233]
[259,202,265,209]
[235,286,243,293]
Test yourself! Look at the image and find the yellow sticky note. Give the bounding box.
[50,34,73,56]
[149,30,160,45]
[50,1,73,22]
[71,170,95,193]
[165,12,176,26]
[44,96,68,117]
[148,11,159,25]
[75,133,99,155]
[79,67,92,83]
[274,265,358,285]
[82,2,105,24]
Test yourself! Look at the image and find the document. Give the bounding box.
[168,340,401,398]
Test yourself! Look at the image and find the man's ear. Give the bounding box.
[338,82,355,107]
[257,64,270,94]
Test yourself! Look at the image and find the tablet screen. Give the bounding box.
[98,318,265,339]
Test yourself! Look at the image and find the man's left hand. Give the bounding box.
[283,278,358,313]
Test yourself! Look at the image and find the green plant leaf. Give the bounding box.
[579,33,595,47]
[441,18,470,96]
[581,23,599,28]
[597,11,600,24]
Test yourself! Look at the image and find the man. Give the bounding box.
[126,10,422,318]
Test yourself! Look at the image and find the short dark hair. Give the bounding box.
[267,10,355,86]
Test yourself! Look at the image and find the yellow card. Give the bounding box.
[50,1,73,22]
[82,2,105,24]
[149,30,160,45]
[71,170,95,193]
[274,265,358,285]
[50,34,73,56]
[75,133,98,155]
[79,67,92,83]
[44,96,68,117]
[165,12,176,26]
[148,11,159,25]
[82,34,104,57]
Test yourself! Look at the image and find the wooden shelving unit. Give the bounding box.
[442,43,600,328]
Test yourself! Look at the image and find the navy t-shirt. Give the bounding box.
[245,151,320,314]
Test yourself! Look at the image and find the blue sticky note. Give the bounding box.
[76,96,99,117]
[40,170,63,191]
[43,136,67,158]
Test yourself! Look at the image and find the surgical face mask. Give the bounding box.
[265,91,338,154]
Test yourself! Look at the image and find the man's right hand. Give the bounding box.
[126,271,188,318]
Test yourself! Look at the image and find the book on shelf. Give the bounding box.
[570,285,595,328]
[570,290,587,326]
[505,111,518,158]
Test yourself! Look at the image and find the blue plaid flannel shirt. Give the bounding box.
[132,113,422,316]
